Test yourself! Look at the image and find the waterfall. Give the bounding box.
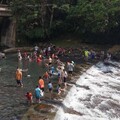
[54,61,120,120]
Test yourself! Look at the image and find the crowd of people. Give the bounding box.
[15,44,112,104]
[16,44,74,104]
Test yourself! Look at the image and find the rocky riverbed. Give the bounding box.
[21,62,96,120]
[0,44,120,120]
[0,51,95,120]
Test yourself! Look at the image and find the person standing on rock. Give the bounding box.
[57,84,64,95]
[48,81,53,99]
[67,61,74,76]
[107,52,111,61]
[25,92,33,104]
[18,50,22,61]
[34,45,39,53]
[15,68,23,87]
[48,56,52,66]
[15,67,28,87]
[35,86,42,103]
[62,70,68,89]
[38,76,45,93]
[84,49,89,61]
[48,46,51,55]
[43,71,49,81]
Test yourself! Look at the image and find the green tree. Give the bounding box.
[10,0,120,44]
[67,0,120,33]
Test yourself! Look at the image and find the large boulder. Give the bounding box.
[0,52,5,58]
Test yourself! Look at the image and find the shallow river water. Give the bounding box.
[0,54,47,120]
[0,54,120,120]
[55,61,120,120]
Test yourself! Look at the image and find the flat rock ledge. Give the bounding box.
[3,47,33,53]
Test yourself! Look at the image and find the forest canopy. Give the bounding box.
[10,0,120,44]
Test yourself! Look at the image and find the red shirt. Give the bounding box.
[25,93,32,100]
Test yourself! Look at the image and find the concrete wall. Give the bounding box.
[1,17,16,47]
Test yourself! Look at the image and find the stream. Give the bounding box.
[0,54,47,120]
[0,54,120,120]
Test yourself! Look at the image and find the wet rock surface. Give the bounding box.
[1,45,119,120]
[0,53,94,120]
[22,104,56,120]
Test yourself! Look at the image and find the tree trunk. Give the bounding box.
[50,6,54,28]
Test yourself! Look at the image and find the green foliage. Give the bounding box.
[10,0,120,43]
[25,28,44,39]
[67,0,120,33]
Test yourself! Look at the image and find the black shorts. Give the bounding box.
[49,62,52,65]
[64,77,66,82]
[49,88,52,92]
[68,71,72,74]
[16,80,22,85]
[41,88,44,92]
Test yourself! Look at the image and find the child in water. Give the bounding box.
[57,84,64,95]
[25,92,33,104]
[48,81,53,99]
[18,50,22,61]
[43,71,49,81]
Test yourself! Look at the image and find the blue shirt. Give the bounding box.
[51,66,55,73]
[35,87,41,98]
[48,83,52,89]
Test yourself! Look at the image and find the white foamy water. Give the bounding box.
[54,61,120,120]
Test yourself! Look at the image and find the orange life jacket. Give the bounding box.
[16,70,22,80]
[38,79,44,88]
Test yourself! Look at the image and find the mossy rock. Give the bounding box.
[34,104,54,114]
